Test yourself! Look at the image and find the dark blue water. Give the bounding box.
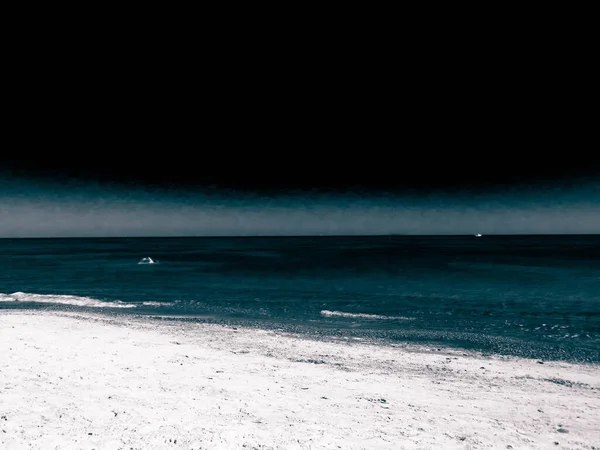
[1,236,599,363]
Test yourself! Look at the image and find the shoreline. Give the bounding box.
[3,303,597,365]
[1,310,599,449]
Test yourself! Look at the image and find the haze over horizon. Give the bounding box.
[1,170,598,238]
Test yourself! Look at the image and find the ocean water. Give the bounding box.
[1,235,599,363]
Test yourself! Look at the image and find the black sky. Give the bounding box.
[2,156,597,196]
[4,15,597,196]
[1,15,598,237]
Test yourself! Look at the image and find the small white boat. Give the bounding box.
[138,257,158,264]
[475,233,482,237]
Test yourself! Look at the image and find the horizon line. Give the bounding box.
[1,233,599,240]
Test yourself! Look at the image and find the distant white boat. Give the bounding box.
[475,234,482,237]
[138,257,158,264]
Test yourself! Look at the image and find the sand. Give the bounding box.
[1,310,598,449]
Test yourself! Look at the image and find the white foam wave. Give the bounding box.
[0,292,136,308]
[141,301,172,307]
[320,310,415,321]
[138,257,159,265]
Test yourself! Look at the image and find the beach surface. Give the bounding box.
[1,311,598,449]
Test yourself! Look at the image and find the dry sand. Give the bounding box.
[1,310,599,449]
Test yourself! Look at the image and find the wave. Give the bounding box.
[141,301,173,307]
[0,292,136,309]
[320,310,415,321]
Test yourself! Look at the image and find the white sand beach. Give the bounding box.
[1,311,598,450]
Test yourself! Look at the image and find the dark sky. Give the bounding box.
[2,24,597,237]
[7,17,595,196]
[8,82,595,195]
[2,156,597,196]
[10,48,593,195]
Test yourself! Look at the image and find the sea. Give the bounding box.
[1,235,599,363]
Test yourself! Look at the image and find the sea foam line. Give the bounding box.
[320,310,415,320]
[141,301,173,307]
[0,292,136,308]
